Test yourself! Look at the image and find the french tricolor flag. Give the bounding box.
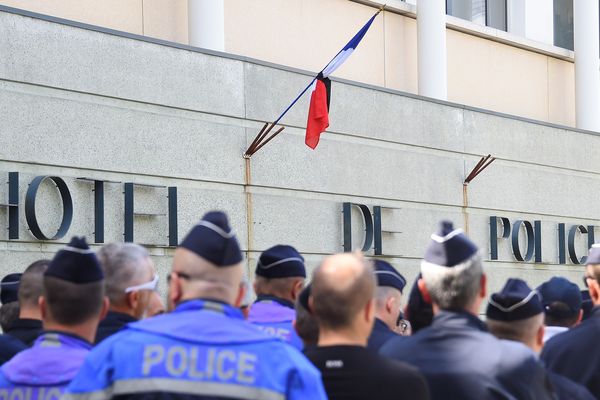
[306,11,380,149]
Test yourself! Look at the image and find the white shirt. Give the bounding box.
[543,325,568,343]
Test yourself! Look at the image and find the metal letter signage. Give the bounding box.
[25,176,73,240]
[558,224,595,265]
[490,217,542,263]
[0,172,19,239]
[342,203,382,254]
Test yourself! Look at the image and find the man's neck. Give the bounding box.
[374,313,394,330]
[43,320,98,343]
[19,307,41,321]
[432,301,480,316]
[318,327,368,347]
[108,304,136,319]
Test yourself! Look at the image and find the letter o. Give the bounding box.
[511,220,534,262]
[25,176,73,240]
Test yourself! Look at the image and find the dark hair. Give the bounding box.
[43,276,104,325]
[0,302,19,332]
[544,302,580,328]
[19,260,50,308]
[312,257,374,330]
[405,274,434,333]
[294,299,319,346]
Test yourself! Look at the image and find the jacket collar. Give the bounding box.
[175,298,243,320]
[7,318,42,331]
[373,318,394,333]
[101,311,137,326]
[432,310,488,332]
[255,294,295,309]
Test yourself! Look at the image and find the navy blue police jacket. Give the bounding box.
[367,318,399,352]
[541,306,600,398]
[65,299,327,400]
[380,310,556,400]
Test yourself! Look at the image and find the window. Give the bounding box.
[553,0,573,50]
[446,0,507,31]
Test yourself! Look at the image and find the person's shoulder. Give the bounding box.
[549,371,595,400]
[373,354,430,399]
[496,339,539,367]
[379,330,421,357]
[542,322,600,365]
[0,334,26,355]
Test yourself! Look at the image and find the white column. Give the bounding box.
[188,0,225,52]
[574,0,600,132]
[417,0,448,100]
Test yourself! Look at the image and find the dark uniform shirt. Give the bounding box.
[305,345,429,400]
[381,310,556,400]
[5,318,43,347]
[541,306,600,398]
[0,335,25,365]
[94,311,136,344]
[367,318,400,352]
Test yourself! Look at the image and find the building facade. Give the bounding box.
[0,1,598,298]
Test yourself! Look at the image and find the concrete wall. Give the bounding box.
[0,9,595,304]
[0,0,576,129]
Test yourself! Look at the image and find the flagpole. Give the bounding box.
[244,5,385,157]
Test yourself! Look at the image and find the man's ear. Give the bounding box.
[100,297,110,320]
[536,324,545,351]
[590,279,600,305]
[291,279,304,302]
[39,296,47,320]
[417,279,432,304]
[168,272,182,311]
[365,298,375,323]
[385,295,395,314]
[126,291,140,310]
[575,309,583,325]
[479,273,487,299]
[233,282,245,308]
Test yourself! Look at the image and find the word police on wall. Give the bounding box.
[0,172,178,246]
[343,203,596,265]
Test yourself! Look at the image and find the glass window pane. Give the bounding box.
[554,0,574,50]
[486,0,507,31]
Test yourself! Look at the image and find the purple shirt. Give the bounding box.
[0,331,92,398]
[248,297,303,349]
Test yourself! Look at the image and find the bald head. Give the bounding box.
[170,247,243,306]
[311,253,375,330]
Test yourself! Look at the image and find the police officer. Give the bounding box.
[367,259,406,351]
[537,277,583,343]
[294,283,319,349]
[95,242,157,343]
[486,278,593,400]
[305,253,429,400]
[0,273,21,333]
[0,273,27,364]
[6,260,49,346]
[0,237,108,398]
[66,211,327,399]
[381,221,556,400]
[542,244,600,397]
[248,245,305,349]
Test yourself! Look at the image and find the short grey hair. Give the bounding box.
[374,286,401,308]
[97,243,151,306]
[421,253,483,310]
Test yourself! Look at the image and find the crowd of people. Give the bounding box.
[0,211,597,399]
